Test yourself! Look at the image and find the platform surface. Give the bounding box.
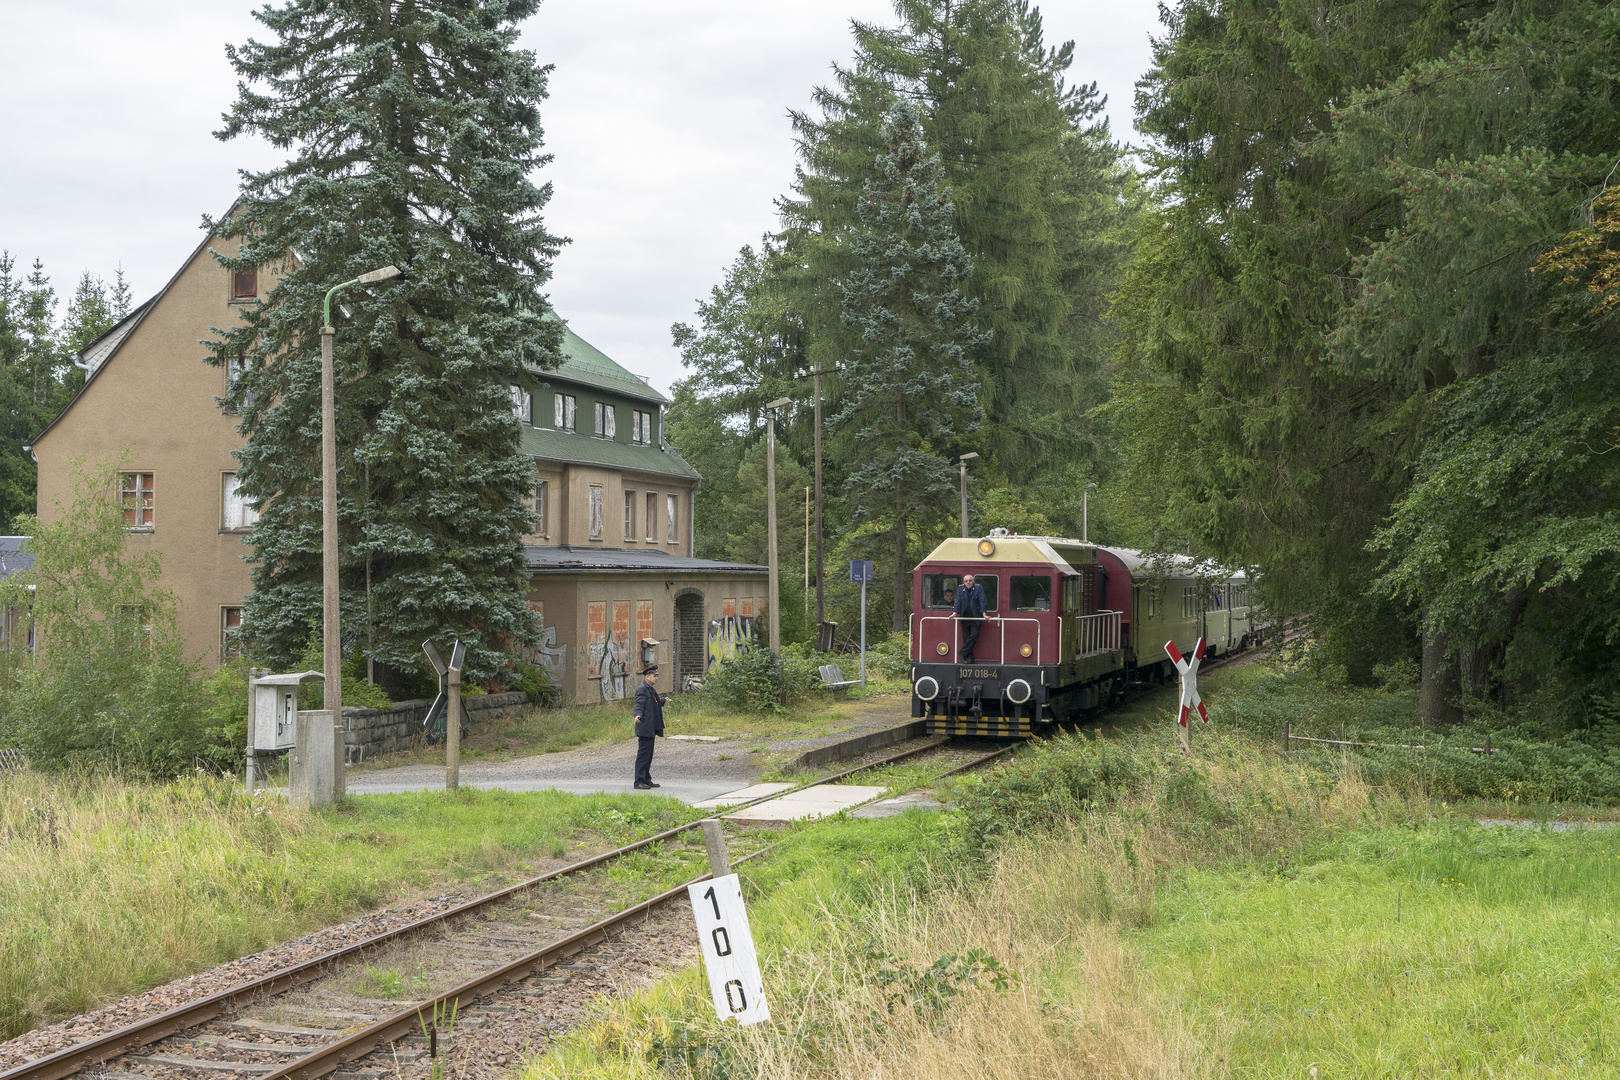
[724,784,887,821]
[691,782,796,809]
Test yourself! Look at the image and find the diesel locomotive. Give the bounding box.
[908,529,1263,737]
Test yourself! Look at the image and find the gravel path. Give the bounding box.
[347,694,916,801]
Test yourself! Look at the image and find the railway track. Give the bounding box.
[1,739,1015,1080]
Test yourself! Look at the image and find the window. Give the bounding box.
[221,607,243,659]
[116,605,151,650]
[222,473,259,530]
[624,490,636,540]
[534,480,548,537]
[510,386,532,424]
[632,409,653,444]
[593,401,616,438]
[121,472,154,529]
[1010,575,1053,612]
[1182,585,1198,618]
[231,269,258,300]
[666,493,677,543]
[589,484,604,539]
[554,393,576,431]
[922,574,999,611]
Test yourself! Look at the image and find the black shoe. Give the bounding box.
[633,782,653,789]
[647,782,661,788]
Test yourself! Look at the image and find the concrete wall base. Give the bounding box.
[340,691,529,763]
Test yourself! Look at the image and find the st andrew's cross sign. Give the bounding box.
[1164,637,1209,753]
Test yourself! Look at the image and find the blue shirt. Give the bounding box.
[954,583,985,620]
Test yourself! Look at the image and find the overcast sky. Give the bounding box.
[0,0,1163,396]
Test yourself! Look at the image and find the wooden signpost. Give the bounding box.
[1165,637,1209,754]
[688,820,770,1026]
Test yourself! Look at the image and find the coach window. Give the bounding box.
[1010,575,1052,612]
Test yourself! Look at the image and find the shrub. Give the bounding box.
[0,459,219,777]
[508,661,558,706]
[291,632,394,711]
[955,733,1157,852]
[868,631,912,680]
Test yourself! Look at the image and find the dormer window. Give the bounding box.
[554,393,576,431]
[510,386,532,424]
[232,270,258,300]
[593,401,616,438]
[632,409,653,444]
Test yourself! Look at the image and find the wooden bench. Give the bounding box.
[819,664,860,695]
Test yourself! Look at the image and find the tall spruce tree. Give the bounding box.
[208,0,565,680]
[787,0,1129,495]
[833,100,985,630]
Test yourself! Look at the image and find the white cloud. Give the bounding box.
[0,0,1161,394]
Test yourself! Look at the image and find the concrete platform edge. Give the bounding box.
[790,721,929,774]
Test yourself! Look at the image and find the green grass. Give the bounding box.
[1144,822,1620,1075]
[0,771,706,1039]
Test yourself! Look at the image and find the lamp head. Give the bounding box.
[1083,482,1098,490]
[356,265,402,285]
[765,396,792,410]
[959,452,979,462]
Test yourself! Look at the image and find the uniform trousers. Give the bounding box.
[634,735,656,785]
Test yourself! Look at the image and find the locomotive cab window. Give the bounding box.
[1010,575,1052,612]
[922,573,997,611]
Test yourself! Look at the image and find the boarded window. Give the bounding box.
[222,473,259,530]
[722,598,736,618]
[589,485,603,539]
[593,401,617,438]
[636,599,654,653]
[232,270,258,299]
[554,393,576,431]
[587,601,607,677]
[121,472,154,528]
[221,607,243,658]
[624,490,636,539]
[510,386,531,423]
[666,493,677,543]
[739,597,754,618]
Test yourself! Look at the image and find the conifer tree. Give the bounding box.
[63,272,116,356]
[208,0,565,679]
[833,100,985,630]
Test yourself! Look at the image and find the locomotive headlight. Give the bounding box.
[1020,643,1033,658]
[936,642,949,655]
[978,538,996,557]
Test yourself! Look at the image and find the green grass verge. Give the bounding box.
[0,772,705,1040]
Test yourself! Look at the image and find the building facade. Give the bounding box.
[30,216,765,703]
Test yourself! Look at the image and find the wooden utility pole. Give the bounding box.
[765,397,790,660]
[446,666,461,790]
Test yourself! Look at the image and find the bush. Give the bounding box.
[291,633,394,711]
[868,631,912,680]
[0,459,220,777]
[508,661,558,706]
[694,642,828,715]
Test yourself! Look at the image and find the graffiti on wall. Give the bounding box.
[521,601,568,689]
[600,600,630,701]
[706,615,756,673]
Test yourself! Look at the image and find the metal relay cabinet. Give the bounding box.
[246,670,325,792]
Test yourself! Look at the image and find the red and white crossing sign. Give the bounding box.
[1164,638,1209,728]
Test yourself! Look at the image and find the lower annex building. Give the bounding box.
[28,213,765,704]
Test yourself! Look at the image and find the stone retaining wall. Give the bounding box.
[340,691,530,763]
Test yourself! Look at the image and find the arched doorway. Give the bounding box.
[673,589,706,690]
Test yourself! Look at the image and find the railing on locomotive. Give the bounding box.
[912,609,1122,667]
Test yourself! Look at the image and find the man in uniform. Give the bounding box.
[632,665,666,789]
[954,572,986,661]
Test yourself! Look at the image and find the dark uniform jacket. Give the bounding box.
[954,584,986,620]
[633,681,666,738]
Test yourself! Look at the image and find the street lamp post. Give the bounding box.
[764,397,792,661]
[958,453,979,536]
[320,265,401,777]
[1082,482,1098,544]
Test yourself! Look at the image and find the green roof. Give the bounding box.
[521,425,700,481]
[533,316,668,404]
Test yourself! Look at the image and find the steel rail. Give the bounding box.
[0,821,706,1080]
[257,840,781,1080]
[1,731,965,1080]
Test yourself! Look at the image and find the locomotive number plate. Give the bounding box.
[958,667,1001,679]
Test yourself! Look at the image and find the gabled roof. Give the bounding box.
[536,316,668,405]
[77,302,154,378]
[521,425,699,481]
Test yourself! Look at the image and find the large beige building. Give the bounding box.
[31,218,765,703]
